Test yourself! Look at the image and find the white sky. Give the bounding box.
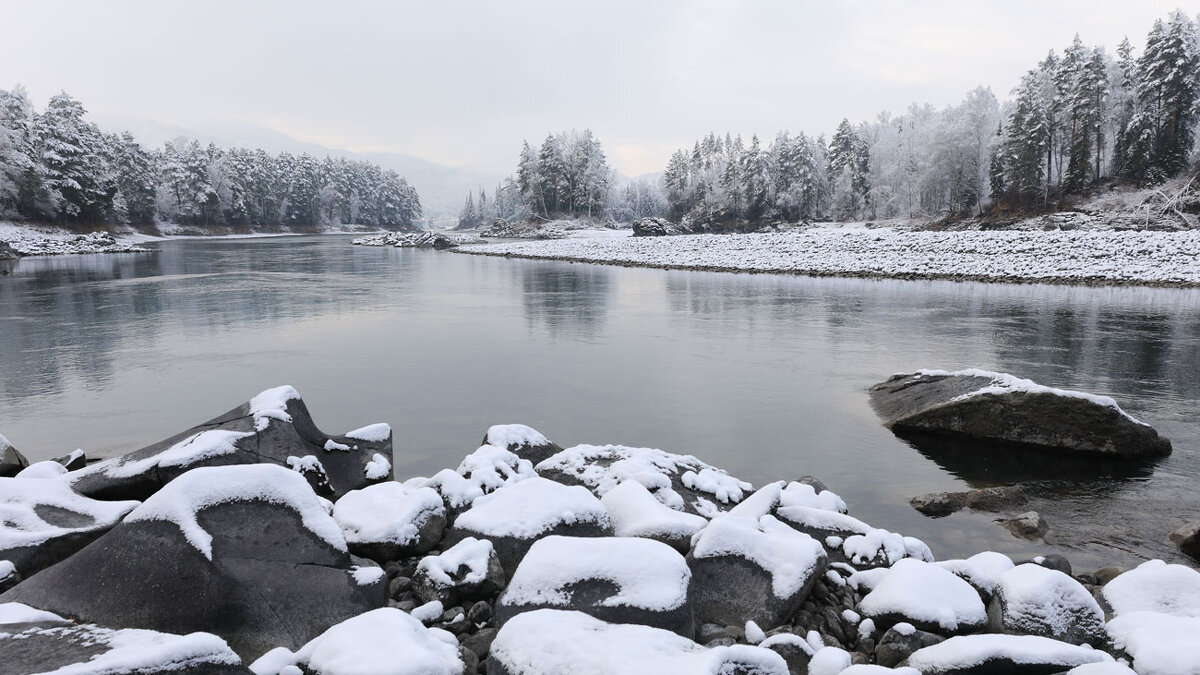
[0,0,1190,176]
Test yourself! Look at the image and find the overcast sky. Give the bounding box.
[0,1,1190,176]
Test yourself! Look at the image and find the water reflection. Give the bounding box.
[517,263,611,339]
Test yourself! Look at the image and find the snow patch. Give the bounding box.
[857,558,986,632]
[453,477,610,539]
[691,514,826,599]
[332,482,444,547]
[916,368,1145,425]
[485,424,550,449]
[905,634,1113,671]
[350,565,385,586]
[344,423,391,443]
[416,537,495,587]
[0,476,139,550]
[364,453,391,480]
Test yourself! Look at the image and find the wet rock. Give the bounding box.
[1,464,386,660]
[67,386,392,501]
[909,491,969,517]
[1000,511,1048,539]
[1169,523,1200,562]
[870,370,1172,458]
[1026,553,1073,577]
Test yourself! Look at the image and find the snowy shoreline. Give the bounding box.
[452,228,1200,288]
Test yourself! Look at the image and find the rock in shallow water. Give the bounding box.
[869,369,1171,458]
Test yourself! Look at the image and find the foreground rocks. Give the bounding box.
[0,388,1195,674]
[870,369,1172,457]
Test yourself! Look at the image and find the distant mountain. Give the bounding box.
[89,114,505,217]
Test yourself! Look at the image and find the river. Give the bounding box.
[1,234,1197,570]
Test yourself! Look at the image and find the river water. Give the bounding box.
[1,234,1197,570]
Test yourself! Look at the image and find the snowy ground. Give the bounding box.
[454,228,1200,287]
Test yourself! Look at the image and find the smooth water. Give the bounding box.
[2,235,1197,569]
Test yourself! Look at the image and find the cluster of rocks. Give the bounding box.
[2,386,1197,674]
[632,216,785,237]
[351,231,483,249]
[478,220,567,239]
[0,230,150,256]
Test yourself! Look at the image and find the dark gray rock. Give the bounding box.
[52,449,88,471]
[412,537,506,605]
[0,465,386,661]
[632,217,688,237]
[870,370,1172,458]
[1170,523,1200,563]
[66,386,392,501]
[760,633,814,675]
[1000,511,1048,539]
[467,599,493,625]
[0,614,251,675]
[460,626,497,660]
[911,486,1029,517]
[875,624,946,667]
[0,435,28,477]
[1026,553,1073,577]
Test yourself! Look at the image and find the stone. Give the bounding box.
[0,561,19,593]
[0,434,28,477]
[461,626,497,660]
[52,449,88,471]
[0,606,250,674]
[1093,566,1125,586]
[1000,511,1048,539]
[0,464,386,660]
[332,481,447,562]
[495,536,695,638]
[913,486,1031,517]
[760,633,816,675]
[467,599,493,625]
[481,424,562,467]
[988,564,1106,646]
[1027,554,1073,577]
[413,537,507,605]
[870,370,1171,458]
[903,634,1114,673]
[632,217,689,237]
[1169,523,1200,563]
[0,240,19,261]
[857,559,987,635]
[67,386,392,501]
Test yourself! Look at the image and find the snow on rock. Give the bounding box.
[993,563,1106,646]
[363,453,391,481]
[0,604,245,674]
[350,565,385,586]
[344,423,392,443]
[807,646,852,675]
[841,666,922,675]
[352,230,480,249]
[842,528,933,568]
[14,461,68,479]
[776,505,872,543]
[0,560,17,592]
[689,512,827,628]
[426,444,536,510]
[0,228,151,256]
[904,634,1114,674]
[324,439,352,452]
[248,608,462,675]
[916,368,1144,424]
[488,608,788,675]
[248,385,300,431]
[332,481,445,560]
[411,600,444,623]
[536,443,752,516]
[412,536,505,605]
[482,424,563,466]
[496,536,693,635]
[858,558,987,633]
[1101,559,1200,618]
[458,228,1200,287]
[1105,611,1200,675]
[935,551,1014,596]
[1065,664,1139,675]
[0,475,140,575]
[600,480,708,552]
[779,481,848,513]
[127,464,345,560]
[448,477,612,574]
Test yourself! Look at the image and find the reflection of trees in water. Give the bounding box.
[0,240,424,404]
[517,263,612,339]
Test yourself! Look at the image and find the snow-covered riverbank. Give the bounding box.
[454,228,1200,287]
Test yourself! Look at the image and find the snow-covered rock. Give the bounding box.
[842,528,933,569]
[248,607,463,675]
[446,476,612,574]
[870,369,1172,457]
[935,551,1015,597]
[68,386,393,500]
[1100,559,1200,618]
[600,480,708,552]
[412,536,505,605]
[0,433,28,477]
[351,230,480,249]
[0,561,18,593]
[0,602,248,674]
[989,563,1105,646]
[478,221,568,239]
[0,229,151,256]
[857,558,987,634]
[874,622,946,668]
[903,634,1114,674]
[332,482,446,561]
[0,464,386,660]
[496,536,694,636]
[536,443,753,517]
[487,609,788,674]
[482,423,562,466]
[425,443,536,511]
[0,475,139,576]
[688,512,827,628]
[1101,560,1200,675]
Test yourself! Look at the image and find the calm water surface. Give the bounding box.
[1,235,1197,569]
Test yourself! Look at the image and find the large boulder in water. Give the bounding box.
[0,464,387,660]
[67,385,393,501]
[870,369,1171,458]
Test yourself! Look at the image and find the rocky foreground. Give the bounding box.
[1,386,1197,675]
[453,227,1200,287]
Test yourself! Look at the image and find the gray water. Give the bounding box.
[1,235,1197,570]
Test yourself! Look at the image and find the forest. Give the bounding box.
[0,91,422,232]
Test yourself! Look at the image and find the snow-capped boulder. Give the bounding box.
[0,464,386,660]
[0,434,28,477]
[1100,560,1200,675]
[858,558,987,635]
[496,536,694,637]
[412,537,506,605]
[487,609,788,675]
[776,505,872,543]
[1101,559,1200,618]
[870,369,1172,457]
[0,475,139,576]
[600,480,708,552]
[424,443,536,513]
[0,561,18,593]
[0,602,250,674]
[445,477,612,574]
[53,448,88,471]
[874,622,946,668]
[248,608,464,675]
[902,634,1114,674]
[934,551,1015,598]
[482,424,562,467]
[536,443,753,517]
[842,528,933,569]
[67,386,393,501]
[989,563,1105,646]
[332,482,446,562]
[688,513,827,628]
